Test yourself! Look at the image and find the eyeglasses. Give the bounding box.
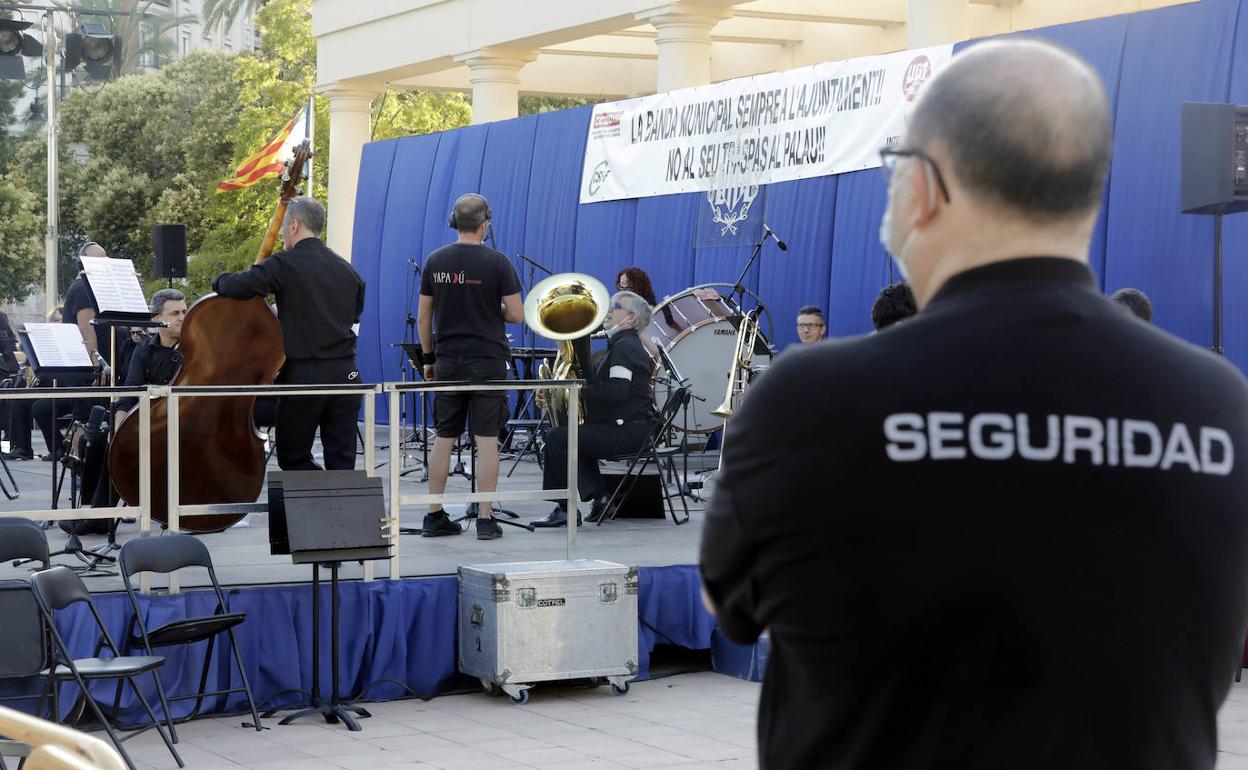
[879,147,951,203]
[796,322,824,330]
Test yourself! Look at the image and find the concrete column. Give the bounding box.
[318,83,381,261]
[455,47,538,124]
[636,3,733,93]
[907,0,969,48]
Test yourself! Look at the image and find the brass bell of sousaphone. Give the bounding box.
[523,272,610,426]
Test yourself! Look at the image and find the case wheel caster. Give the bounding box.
[586,678,603,689]
[611,682,629,696]
[509,690,530,705]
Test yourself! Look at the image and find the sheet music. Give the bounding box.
[80,256,149,314]
[24,323,93,368]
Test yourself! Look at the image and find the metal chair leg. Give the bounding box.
[226,628,264,731]
[128,675,182,768]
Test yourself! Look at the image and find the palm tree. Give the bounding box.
[201,0,266,32]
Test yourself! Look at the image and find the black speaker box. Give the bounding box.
[1180,102,1248,215]
[152,223,187,278]
[600,470,665,519]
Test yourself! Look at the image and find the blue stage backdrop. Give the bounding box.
[353,0,1248,423]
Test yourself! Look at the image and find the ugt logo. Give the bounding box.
[587,161,611,197]
[903,55,932,102]
[706,183,759,237]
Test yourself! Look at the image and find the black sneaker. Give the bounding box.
[476,518,503,541]
[421,511,463,537]
[2,449,33,461]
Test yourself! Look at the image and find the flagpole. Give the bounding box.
[305,95,314,194]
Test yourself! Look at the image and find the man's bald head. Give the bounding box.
[906,39,1112,221]
[79,242,106,258]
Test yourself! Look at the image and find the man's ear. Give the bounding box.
[909,162,943,228]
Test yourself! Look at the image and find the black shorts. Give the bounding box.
[433,356,509,439]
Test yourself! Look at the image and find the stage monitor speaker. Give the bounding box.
[1180,102,1248,215]
[152,223,187,278]
[600,469,665,519]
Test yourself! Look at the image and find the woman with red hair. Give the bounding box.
[614,267,656,306]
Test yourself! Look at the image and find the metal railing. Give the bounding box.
[0,379,581,590]
[385,379,581,580]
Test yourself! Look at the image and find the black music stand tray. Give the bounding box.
[265,470,390,731]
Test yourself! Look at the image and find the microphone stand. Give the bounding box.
[730,227,781,307]
[399,258,428,479]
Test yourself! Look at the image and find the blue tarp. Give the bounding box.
[2,565,713,723]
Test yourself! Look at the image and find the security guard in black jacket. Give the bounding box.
[533,291,656,527]
[213,196,366,471]
[701,40,1248,770]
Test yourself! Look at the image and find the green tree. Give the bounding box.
[0,178,44,303]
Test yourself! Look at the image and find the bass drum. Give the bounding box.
[644,284,772,433]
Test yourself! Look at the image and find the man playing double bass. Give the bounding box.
[213,196,366,471]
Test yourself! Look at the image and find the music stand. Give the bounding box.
[397,342,431,479]
[266,470,389,731]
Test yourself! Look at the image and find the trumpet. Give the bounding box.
[523,272,610,427]
[711,308,762,421]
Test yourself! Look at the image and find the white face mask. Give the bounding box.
[879,194,911,283]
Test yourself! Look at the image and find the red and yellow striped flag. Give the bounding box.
[217,107,307,191]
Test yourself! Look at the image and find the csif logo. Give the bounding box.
[587,160,612,197]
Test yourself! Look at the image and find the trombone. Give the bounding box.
[711,308,763,469]
[523,272,610,426]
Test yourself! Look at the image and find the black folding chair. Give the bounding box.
[0,519,51,770]
[29,566,182,770]
[118,535,262,738]
[596,386,692,526]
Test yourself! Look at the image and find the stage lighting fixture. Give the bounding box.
[64,22,120,81]
[0,19,43,82]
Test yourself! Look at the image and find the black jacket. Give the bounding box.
[702,257,1248,770]
[118,333,181,411]
[585,329,653,424]
[212,238,365,360]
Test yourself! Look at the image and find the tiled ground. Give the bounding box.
[117,671,761,770]
[77,669,1248,769]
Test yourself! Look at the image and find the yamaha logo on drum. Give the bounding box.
[714,328,736,336]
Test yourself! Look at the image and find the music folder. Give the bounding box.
[18,323,96,381]
[80,256,156,324]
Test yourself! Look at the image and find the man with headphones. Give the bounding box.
[417,193,524,541]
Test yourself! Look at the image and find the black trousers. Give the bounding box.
[6,398,33,452]
[275,358,360,472]
[543,420,653,507]
[32,396,102,457]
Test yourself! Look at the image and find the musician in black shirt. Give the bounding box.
[214,196,366,471]
[418,193,524,541]
[701,40,1248,770]
[118,289,187,411]
[533,291,656,527]
[32,242,109,460]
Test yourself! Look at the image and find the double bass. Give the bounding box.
[108,142,311,534]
